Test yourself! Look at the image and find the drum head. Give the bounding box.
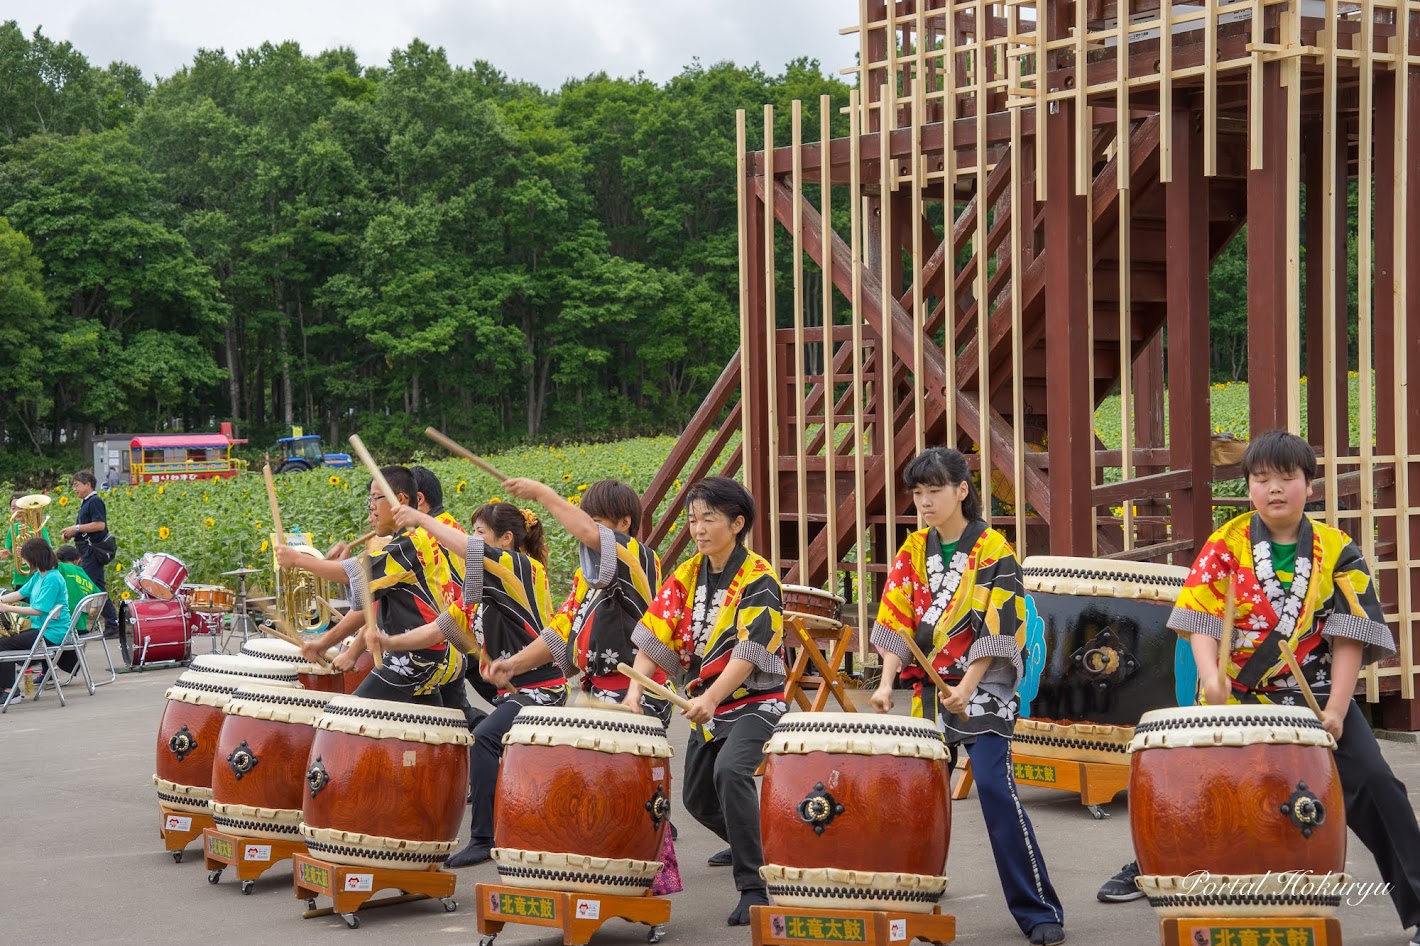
[314,694,473,744]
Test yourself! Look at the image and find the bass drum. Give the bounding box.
[120,599,196,668]
[1019,556,1194,727]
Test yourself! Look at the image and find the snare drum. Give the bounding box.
[781,584,845,631]
[130,552,189,600]
[120,599,196,667]
[493,705,673,894]
[760,712,950,913]
[300,695,472,869]
[211,685,333,840]
[240,637,372,694]
[1130,705,1347,916]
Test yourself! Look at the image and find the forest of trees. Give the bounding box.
[0,22,852,478]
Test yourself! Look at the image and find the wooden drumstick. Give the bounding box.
[424,427,511,483]
[1217,575,1237,697]
[358,551,383,665]
[1277,640,1326,722]
[617,662,695,713]
[348,530,376,551]
[348,435,401,508]
[887,626,969,721]
[262,464,287,547]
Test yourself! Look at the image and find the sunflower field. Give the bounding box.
[36,435,696,600]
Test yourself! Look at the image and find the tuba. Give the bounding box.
[9,494,51,578]
[272,532,333,634]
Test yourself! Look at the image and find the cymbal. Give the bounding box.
[16,494,51,510]
[222,567,262,576]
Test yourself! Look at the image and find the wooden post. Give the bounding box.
[1247,54,1291,435]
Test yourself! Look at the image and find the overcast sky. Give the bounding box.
[6,1,861,88]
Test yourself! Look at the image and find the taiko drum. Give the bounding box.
[210,685,332,840]
[781,584,845,631]
[1129,705,1348,916]
[187,653,301,688]
[492,705,673,895]
[154,668,298,815]
[300,695,471,870]
[240,636,373,694]
[760,712,951,913]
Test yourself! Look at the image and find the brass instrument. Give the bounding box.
[272,533,334,633]
[9,494,51,578]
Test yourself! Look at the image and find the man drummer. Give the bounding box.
[1099,431,1420,946]
[62,472,118,637]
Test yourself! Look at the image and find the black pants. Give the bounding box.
[1335,700,1420,929]
[467,700,524,845]
[78,550,118,631]
[351,668,444,706]
[440,663,485,730]
[682,712,776,893]
[0,629,78,690]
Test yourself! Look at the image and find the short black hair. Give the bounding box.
[581,480,643,535]
[683,476,756,546]
[902,447,984,522]
[1242,430,1317,482]
[72,470,97,489]
[21,538,57,572]
[411,465,443,510]
[377,465,416,507]
[56,545,81,563]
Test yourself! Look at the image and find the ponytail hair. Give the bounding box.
[902,447,983,523]
[472,501,550,569]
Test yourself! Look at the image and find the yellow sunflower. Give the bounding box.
[562,473,571,482]
[328,475,341,485]
[113,561,125,573]
[158,526,171,540]
[120,590,132,600]
[569,494,581,506]
[204,517,215,528]
[577,483,588,492]
[57,495,69,506]
[157,484,165,494]
[455,482,466,494]
[260,540,270,553]
[489,496,502,504]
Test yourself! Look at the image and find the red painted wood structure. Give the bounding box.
[643,0,1420,725]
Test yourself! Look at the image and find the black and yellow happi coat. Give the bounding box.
[342,526,466,699]
[1169,511,1395,705]
[632,545,787,740]
[871,520,1027,741]
[454,537,567,708]
[541,525,669,720]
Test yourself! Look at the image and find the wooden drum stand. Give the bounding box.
[474,882,670,946]
[749,904,955,946]
[291,852,458,930]
[159,805,214,863]
[1160,917,1341,946]
[202,827,306,894]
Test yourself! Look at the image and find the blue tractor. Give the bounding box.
[274,433,353,474]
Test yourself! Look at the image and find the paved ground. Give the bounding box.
[3,651,1419,946]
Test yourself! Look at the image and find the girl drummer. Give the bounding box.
[869,446,1065,946]
[392,500,568,868]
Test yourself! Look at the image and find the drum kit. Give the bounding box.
[120,555,261,668]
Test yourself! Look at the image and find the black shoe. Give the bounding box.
[444,842,491,868]
[1097,861,1144,902]
[103,625,120,639]
[1410,927,1420,946]
[669,822,677,840]
[1029,922,1065,945]
[707,847,733,867]
[727,888,768,926]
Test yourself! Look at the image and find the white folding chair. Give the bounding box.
[0,605,66,713]
[69,593,115,688]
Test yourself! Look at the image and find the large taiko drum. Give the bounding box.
[121,599,196,667]
[759,712,951,913]
[240,637,374,694]
[299,695,471,870]
[1016,557,1192,764]
[492,705,673,895]
[781,585,845,631]
[210,685,332,841]
[128,552,189,600]
[187,653,301,689]
[154,668,299,816]
[1129,705,1348,916]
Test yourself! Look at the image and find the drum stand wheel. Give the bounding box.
[474,881,671,946]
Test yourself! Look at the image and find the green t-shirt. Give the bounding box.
[58,562,100,631]
[940,540,959,565]
[6,523,54,588]
[1271,541,1297,591]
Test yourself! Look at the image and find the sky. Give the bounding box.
[6,0,862,88]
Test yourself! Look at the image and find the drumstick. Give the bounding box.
[348,435,400,508]
[1217,575,1237,698]
[348,530,376,551]
[358,552,383,665]
[1277,640,1326,722]
[262,464,287,547]
[617,662,695,713]
[886,626,969,721]
[424,427,511,483]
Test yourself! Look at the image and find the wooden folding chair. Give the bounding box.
[781,614,858,714]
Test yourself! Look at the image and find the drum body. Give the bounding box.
[133,552,189,600]
[183,584,234,613]
[154,669,297,815]
[121,599,195,667]
[300,695,471,870]
[493,706,673,895]
[1019,557,1190,745]
[211,685,331,840]
[760,712,951,913]
[781,584,845,631]
[1130,705,1348,916]
[239,637,372,693]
